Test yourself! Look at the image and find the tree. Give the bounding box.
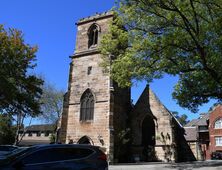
[0,114,16,145]
[100,1,222,112]
[172,111,189,126]
[0,25,43,145]
[39,81,64,142]
[39,81,64,124]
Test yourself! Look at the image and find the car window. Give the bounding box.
[60,148,94,160]
[22,147,94,165]
[22,149,60,165]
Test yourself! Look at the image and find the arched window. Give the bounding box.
[215,118,222,129]
[80,89,94,121]
[88,24,99,48]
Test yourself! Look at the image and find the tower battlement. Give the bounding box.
[76,11,114,25]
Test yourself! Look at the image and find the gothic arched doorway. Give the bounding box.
[141,115,156,161]
[78,136,94,145]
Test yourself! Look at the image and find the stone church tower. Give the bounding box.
[60,11,195,163]
[59,11,131,161]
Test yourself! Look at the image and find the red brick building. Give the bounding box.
[209,105,222,158]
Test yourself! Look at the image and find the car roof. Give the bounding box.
[29,144,100,150]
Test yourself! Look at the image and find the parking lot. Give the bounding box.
[109,160,222,170]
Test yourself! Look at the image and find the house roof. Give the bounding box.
[184,119,199,127]
[18,139,51,146]
[21,124,55,132]
[197,114,209,126]
[184,113,209,127]
[184,127,197,141]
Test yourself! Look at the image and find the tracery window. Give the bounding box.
[88,24,99,48]
[80,89,94,121]
[214,118,222,129]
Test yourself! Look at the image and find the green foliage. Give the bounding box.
[50,133,56,143]
[0,114,16,145]
[0,25,43,116]
[100,1,222,112]
[0,25,43,144]
[172,111,189,126]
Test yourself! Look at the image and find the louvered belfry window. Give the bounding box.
[88,24,99,48]
[80,89,94,121]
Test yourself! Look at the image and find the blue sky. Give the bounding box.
[0,0,215,121]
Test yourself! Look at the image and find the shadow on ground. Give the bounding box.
[166,160,222,169]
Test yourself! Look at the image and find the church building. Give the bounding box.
[59,11,195,163]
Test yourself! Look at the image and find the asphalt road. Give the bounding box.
[109,160,222,170]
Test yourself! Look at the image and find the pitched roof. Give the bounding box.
[184,127,197,141]
[132,85,183,128]
[197,114,209,126]
[184,113,209,127]
[184,119,199,127]
[23,124,55,132]
[132,85,153,115]
[19,139,51,146]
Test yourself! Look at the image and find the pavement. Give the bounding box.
[109,160,222,170]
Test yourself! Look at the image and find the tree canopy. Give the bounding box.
[172,111,189,126]
[0,114,16,145]
[100,0,222,112]
[0,25,43,144]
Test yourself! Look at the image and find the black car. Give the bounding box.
[0,144,108,170]
[211,151,222,160]
[0,145,19,156]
